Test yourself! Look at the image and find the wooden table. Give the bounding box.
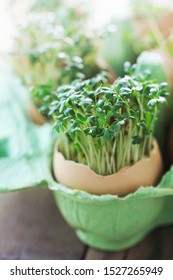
[0,187,173,260]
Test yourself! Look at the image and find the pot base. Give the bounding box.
[76,228,152,251]
[52,183,173,251]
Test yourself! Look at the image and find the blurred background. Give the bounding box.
[1,0,173,261]
[0,0,172,53]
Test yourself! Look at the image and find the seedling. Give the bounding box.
[14,8,100,88]
[45,63,168,175]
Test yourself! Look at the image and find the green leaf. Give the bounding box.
[86,115,95,123]
[97,99,105,107]
[71,127,82,133]
[79,98,93,106]
[159,82,168,89]
[59,100,66,112]
[103,129,111,141]
[119,87,132,95]
[124,61,131,74]
[111,123,121,131]
[106,111,113,123]
[53,122,64,133]
[105,91,111,99]
[86,104,94,112]
[96,107,103,113]
[64,107,73,116]
[157,96,166,104]
[147,99,157,107]
[76,113,86,123]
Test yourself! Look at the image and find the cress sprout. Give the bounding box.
[38,63,168,175]
[13,5,101,89]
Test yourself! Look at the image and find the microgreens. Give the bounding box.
[13,6,101,90]
[45,63,168,175]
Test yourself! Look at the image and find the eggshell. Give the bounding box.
[53,140,163,196]
[28,101,47,125]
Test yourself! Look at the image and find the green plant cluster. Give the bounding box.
[40,63,168,175]
[13,4,101,89]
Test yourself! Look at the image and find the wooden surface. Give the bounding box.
[0,187,173,260]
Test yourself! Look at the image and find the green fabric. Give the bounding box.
[1,62,173,250]
[0,63,54,191]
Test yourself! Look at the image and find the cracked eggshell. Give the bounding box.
[28,101,47,125]
[53,140,163,196]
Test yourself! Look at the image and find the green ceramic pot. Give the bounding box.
[51,178,173,250]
